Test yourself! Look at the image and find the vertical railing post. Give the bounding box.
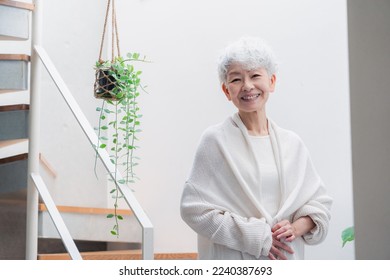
[143,227,154,260]
[26,0,43,260]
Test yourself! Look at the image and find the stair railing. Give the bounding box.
[26,0,153,260]
[30,173,82,260]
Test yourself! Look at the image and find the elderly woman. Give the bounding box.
[180,37,332,260]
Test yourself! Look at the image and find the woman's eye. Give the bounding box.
[230,78,241,83]
[252,74,261,78]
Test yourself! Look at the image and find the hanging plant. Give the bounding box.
[94,54,147,101]
[93,0,149,237]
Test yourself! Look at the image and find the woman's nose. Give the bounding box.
[242,78,254,91]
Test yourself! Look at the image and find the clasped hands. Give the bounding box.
[268,220,296,260]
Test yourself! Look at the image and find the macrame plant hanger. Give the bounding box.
[94,0,121,100]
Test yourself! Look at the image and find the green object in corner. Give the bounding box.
[342,226,355,247]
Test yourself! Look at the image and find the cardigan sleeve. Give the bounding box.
[180,182,273,258]
[288,135,333,245]
[292,181,333,245]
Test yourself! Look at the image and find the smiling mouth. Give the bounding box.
[241,94,261,101]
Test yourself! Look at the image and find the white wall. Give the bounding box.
[113,0,354,259]
[38,0,108,207]
[22,0,353,259]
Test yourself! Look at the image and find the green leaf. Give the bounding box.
[117,179,126,184]
[341,226,355,247]
[107,214,114,218]
[117,215,124,220]
[116,92,124,99]
[96,107,102,111]
[110,189,116,194]
[100,125,108,130]
[99,143,106,148]
[110,230,118,236]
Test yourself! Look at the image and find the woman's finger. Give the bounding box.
[279,242,294,254]
[272,220,289,232]
[285,235,296,242]
[270,246,287,260]
[276,229,293,240]
[268,252,277,260]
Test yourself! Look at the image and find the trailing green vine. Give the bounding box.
[94,52,148,236]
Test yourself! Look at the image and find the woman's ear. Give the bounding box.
[222,83,232,101]
[270,74,277,92]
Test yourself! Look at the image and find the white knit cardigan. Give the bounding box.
[180,113,332,260]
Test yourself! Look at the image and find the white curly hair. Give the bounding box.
[217,36,278,84]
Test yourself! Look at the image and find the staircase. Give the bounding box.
[0,0,117,260]
[0,0,33,260]
[1,1,195,260]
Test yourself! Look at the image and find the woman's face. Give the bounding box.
[222,63,276,114]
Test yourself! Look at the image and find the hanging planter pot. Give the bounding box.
[93,0,126,101]
[94,55,146,101]
[93,0,149,237]
[94,63,118,100]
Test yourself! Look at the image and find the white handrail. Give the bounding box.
[33,45,154,259]
[30,173,83,260]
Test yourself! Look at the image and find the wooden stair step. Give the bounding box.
[0,1,34,40]
[0,152,28,164]
[0,56,29,91]
[0,153,28,194]
[0,0,34,11]
[0,139,28,159]
[38,203,139,243]
[38,238,108,255]
[0,104,29,141]
[0,54,30,61]
[38,203,133,216]
[38,250,198,260]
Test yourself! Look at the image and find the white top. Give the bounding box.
[180,113,333,260]
[249,135,281,218]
